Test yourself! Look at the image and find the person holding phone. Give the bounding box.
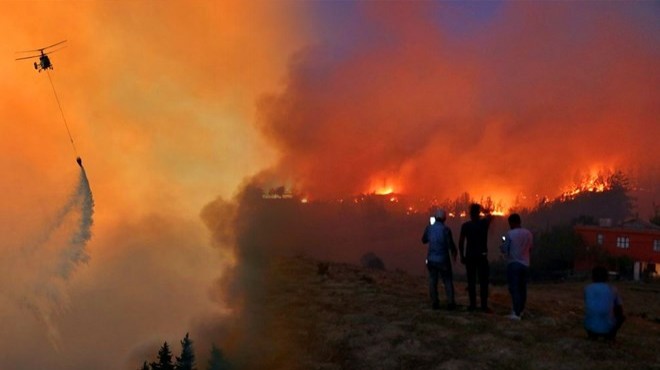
[422,209,458,310]
[459,203,493,313]
[500,213,533,320]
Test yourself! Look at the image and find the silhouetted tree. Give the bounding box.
[175,333,196,370]
[152,342,174,370]
[531,225,582,279]
[207,344,231,370]
[650,202,660,226]
[139,361,150,370]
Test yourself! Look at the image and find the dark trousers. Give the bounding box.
[427,261,455,307]
[507,262,528,316]
[465,256,489,308]
[587,306,626,341]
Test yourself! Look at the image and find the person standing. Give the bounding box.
[500,213,533,320]
[422,209,458,310]
[584,266,625,341]
[459,203,493,313]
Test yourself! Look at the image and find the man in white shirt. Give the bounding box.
[500,213,533,320]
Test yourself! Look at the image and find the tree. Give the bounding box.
[152,342,175,370]
[650,202,660,226]
[175,333,196,370]
[207,344,231,370]
[139,361,150,370]
[531,225,583,279]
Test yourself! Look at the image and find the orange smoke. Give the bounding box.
[0,1,309,369]
[256,2,659,211]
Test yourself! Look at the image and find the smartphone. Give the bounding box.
[430,216,436,225]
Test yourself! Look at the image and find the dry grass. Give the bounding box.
[259,257,660,370]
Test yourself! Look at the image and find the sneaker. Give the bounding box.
[507,312,521,320]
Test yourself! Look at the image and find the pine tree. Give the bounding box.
[139,361,150,370]
[152,342,175,370]
[206,344,231,370]
[175,333,196,370]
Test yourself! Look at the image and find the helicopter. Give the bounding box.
[15,40,67,72]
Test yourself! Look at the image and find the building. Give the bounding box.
[575,219,660,280]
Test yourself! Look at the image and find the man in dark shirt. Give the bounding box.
[459,203,493,313]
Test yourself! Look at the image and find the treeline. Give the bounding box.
[138,333,231,370]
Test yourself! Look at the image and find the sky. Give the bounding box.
[257,1,659,205]
[0,1,658,369]
[0,1,309,369]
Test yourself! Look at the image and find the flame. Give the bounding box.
[369,177,399,195]
[560,168,613,200]
[375,187,395,195]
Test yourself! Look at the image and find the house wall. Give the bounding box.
[575,226,660,266]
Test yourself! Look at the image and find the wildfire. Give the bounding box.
[375,187,395,195]
[561,169,613,200]
[368,177,400,195]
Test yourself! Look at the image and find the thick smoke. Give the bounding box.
[257,2,659,206]
[199,4,659,365]
[1,1,307,369]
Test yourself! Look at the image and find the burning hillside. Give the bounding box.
[254,2,659,207]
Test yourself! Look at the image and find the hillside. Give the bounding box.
[241,257,660,370]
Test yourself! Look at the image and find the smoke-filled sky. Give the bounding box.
[0,1,658,369]
[259,1,659,205]
[1,1,308,369]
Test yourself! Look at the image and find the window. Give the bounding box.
[596,234,604,245]
[616,236,630,249]
[654,240,660,252]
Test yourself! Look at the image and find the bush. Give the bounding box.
[360,252,386,270]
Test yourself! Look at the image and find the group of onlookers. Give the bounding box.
[421,203,625,341]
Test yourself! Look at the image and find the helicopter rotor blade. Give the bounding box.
[43,39,67,50]
[43,45,67,55]
[15,40,67,53]
[15,54,41,61]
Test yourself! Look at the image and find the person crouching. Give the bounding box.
[584,266,625,342]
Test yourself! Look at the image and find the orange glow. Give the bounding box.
[369,178,399,195]
[375,187,395,195]
[0,2,309,368]
[560,168,613,200]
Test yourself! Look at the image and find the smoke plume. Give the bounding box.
[200,3,659,365]
[257,2,659,207]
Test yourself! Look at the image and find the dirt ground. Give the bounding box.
[255,257,660,370]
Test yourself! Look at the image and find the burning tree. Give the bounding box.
[525,171,633,230]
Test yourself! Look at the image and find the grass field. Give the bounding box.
[248,257,660,370]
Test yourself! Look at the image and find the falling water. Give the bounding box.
[21,166,94,349]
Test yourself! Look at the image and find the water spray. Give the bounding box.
[15,41,94,348]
